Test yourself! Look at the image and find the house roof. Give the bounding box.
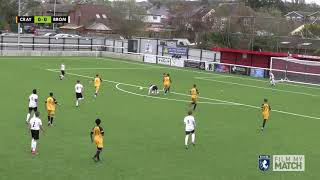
[190,6,213,19]
[290,25,305,35]
[285,11,313,17]
[86,22,111,31]
[59,24,83,30]
[147,5,170,17]
[69,4,111,27]
[307,11,320,17]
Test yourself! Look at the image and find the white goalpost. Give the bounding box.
[270,56,320,86]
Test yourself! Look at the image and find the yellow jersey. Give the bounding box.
[191,88,199,98]
[46,96,56,111]
[92,126,104,148]
[94,77,101,87]
[262,103,271,115]
[163,76,170,84]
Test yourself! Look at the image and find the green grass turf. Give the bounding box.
[0,56,319,180]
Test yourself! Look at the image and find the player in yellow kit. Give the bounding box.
[163,73,171,94]
[93,74,102,98]
[190,84,199,111]
[91,118,104,162]
[261,98,271,131]
[45,92,58,126]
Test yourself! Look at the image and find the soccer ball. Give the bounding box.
[139,87,143,90]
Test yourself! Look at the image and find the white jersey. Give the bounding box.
[61,64,65,71]
[75,83,83,93]
[29,117,42,130]
[148,85,158,95]
[270,72,274,80]
[28,94,38,108]
[184,115,196,131]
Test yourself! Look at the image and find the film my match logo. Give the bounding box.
[259,155,305,172]
[273,155,305,171]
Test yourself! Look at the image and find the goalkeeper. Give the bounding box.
[270,72,276,86]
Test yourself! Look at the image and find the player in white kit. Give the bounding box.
[270,72,275,86]
[148,84,159,95]
[26,89,38,123]
[184,111,196,149]
[29,111,45,155]
[75,80,84,107]
[60,63,65,80]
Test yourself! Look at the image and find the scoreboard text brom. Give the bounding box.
[16,16,70,24]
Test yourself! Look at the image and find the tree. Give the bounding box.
[300,24,320,38]
[0,0,41,29]
[110,0,146,38]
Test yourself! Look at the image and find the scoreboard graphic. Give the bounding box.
[16,16,70,23]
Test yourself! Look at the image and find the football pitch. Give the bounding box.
[1,56,319,180]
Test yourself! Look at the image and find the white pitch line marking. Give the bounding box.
[45,69,320,120]
[97,57,320,90]
[116,83,235,105]
[195,77,320,97]
[48,67,160,71]
[6,56,319,90]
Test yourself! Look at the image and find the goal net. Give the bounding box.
[270,56,320,86]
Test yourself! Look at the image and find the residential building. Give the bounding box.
[285,11,320,24]
[60,3,113,35]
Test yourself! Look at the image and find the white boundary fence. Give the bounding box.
[0,35,221,62]
[5,42,319,85]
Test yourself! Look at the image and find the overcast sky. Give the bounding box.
[304,0,320,4]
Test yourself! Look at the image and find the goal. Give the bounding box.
[270,56,320,86]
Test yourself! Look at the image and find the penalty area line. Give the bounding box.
[195,77,320,97]
[45,69,320,120]
[116,83,235,106]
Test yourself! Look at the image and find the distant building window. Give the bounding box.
[96,14,101,19]
[153,16,158,20]
[102,14,107,19]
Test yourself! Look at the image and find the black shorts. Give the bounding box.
[28,107,38,113]
[152,86,158,91]
[61,70,65,76]
[31,130,40,140]
[76,93,83,99]
[97,147,103,151]
[185,130,195,135]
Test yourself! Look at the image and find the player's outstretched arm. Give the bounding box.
[90,130,93,143]
[54,98,61,106]
[44,101,47,110]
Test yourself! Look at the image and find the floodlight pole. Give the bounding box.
[18,0,21,50]
[53,0,57,30]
